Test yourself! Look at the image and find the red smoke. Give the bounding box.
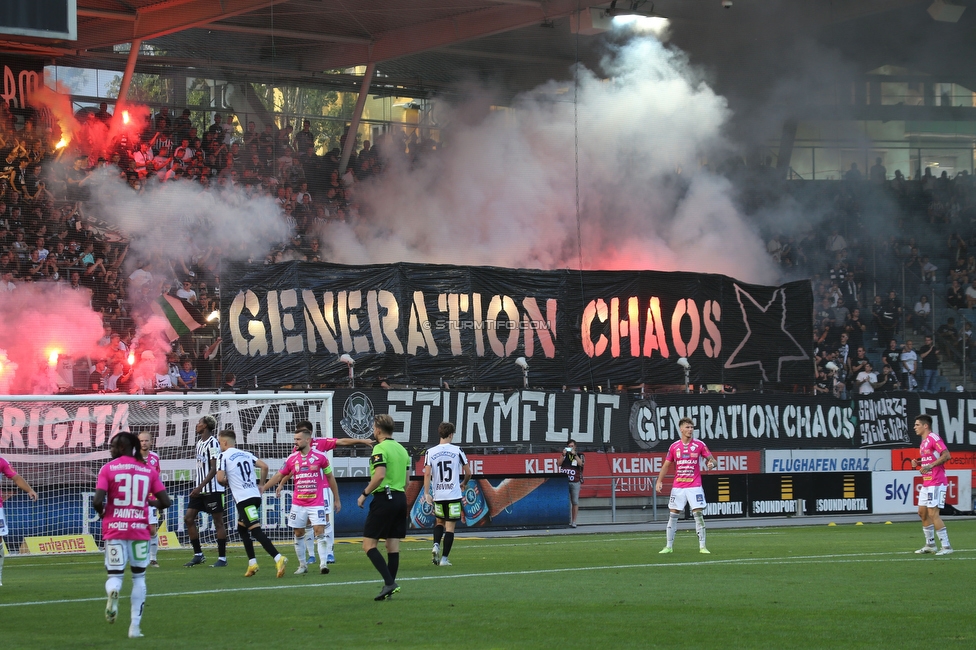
[31,85,151,162]
[0,285,105,394]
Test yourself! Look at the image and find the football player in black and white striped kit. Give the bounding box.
[423,422,471,567]
[183,416,228,567]
[215,430,288,578]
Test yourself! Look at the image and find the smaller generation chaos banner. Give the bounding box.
[221,261,814,388]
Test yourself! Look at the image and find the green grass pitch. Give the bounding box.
[1,521,974,649]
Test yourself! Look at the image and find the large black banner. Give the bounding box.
[221,262,813,389]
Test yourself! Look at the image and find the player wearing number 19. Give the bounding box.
[93,432,171,639]
[215,430,288,578]
[423,422,471,567]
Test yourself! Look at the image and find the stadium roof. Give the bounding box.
[2,1,975,102]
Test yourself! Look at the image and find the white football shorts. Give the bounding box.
[104,539,150,571]
[288,504,329,529]
[917,484,947,509]
[668,486,707,511]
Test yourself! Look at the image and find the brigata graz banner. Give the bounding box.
[221,261,814,388]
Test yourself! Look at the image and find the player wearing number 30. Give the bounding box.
[215,430,288,578]
[423,422,471,567]
[93,432,171,639]
[655,417,717,555]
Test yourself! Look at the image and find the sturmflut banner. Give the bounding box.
[220,261,814,388]
[329,389,858,451]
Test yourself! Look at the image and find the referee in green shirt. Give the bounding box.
[357,414,411,601]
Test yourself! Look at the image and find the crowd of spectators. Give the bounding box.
[0,101,397,390]
[6,97,976,393]
[760,158,976,395]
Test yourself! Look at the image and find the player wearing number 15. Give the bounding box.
[93,432,171,639]
[423,422,471,567]
[215,430,288,578]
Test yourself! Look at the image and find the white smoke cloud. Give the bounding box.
[85,169,292,264]
[319,36,780,284]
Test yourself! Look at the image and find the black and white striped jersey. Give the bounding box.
[194,435,225,494]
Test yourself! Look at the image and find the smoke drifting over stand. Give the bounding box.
[320,37,780,284]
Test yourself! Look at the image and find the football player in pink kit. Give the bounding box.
[294,419,372,565]
[94,432,171,639]
[910,414,953,555]
[138,432,162,567]
[0,454,38,586]
[655,417,717,554]
[263,428,341,575]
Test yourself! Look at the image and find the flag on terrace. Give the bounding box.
[152,294,206,341]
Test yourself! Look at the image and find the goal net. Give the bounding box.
[0,392,335,556]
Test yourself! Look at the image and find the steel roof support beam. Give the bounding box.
[116,39,143,106]
[339,62,375,177]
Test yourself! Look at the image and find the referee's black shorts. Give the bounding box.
[363,490,408,540]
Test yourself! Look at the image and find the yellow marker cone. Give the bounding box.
[856,522,864,526]
[885,521,893,525]
[827,522,837,526]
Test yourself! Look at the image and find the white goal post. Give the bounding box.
[0,392,337,556]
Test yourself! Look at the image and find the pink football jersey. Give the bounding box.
[96,456,166,541]
[280,450,332,506]
[665,439,712,489]
[919,433,949,487]
[0,456,18,508]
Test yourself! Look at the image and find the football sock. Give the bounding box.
[443,532,455,558]
[149,534,159,561]
[217,538,227,561]
[366,548,394,585]
[666,513,678,548]
[251,528,279,559]
[924,525,936,546]
[0,541,5,583]
[325,520,335,557]
[694,511,706,548]
[936,527,951,548]
[433,524,444,546]
[315,534,328,565]
[190,538,202,555]
[105,574,123,598]
[388,552,400,580]
[130,572,146,628]
[304,530,314,555]
[294,536,307,565]
[239,527,256,560]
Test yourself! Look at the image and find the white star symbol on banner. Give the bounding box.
[724,283,810,382]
